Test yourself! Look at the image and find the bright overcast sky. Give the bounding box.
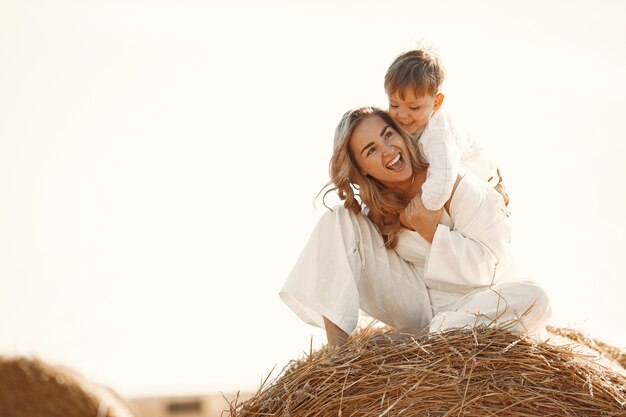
[1,0,625,398]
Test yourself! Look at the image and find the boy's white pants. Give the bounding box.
[280,206,551,339]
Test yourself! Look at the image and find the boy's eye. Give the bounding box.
[410,106,421,110]
[389,103,398,108]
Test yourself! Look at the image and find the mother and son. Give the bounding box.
[280,49,551,347]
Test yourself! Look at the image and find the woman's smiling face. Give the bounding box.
[349,115,413,188]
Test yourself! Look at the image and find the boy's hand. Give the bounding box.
[400,194,443,243]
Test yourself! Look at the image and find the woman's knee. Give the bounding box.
[522,281,550,310]
[501,280,552,320]
[529,282,551,321]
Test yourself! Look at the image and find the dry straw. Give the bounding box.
[0,356,137,417]
[228,325,626,416]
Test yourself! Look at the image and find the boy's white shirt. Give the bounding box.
[414,110,499,211]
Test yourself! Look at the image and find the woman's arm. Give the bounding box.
[400,177,460,243]
[400,173,513,288]
[323,316,349,347]
[425,174,513,287]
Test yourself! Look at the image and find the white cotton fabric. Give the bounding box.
[280,204,433,337]
[280,170,551,339]
[415,110,499,211]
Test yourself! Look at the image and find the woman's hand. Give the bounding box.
[400,194,443,243]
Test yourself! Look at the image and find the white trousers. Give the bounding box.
[280,206,551,340]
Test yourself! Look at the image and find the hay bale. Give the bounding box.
[228,326,626,416]
[547,325,626,371]
[0,356,137,417]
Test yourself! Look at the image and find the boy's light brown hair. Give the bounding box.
[384,49,446,99]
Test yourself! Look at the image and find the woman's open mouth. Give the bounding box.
[386,153,404,171]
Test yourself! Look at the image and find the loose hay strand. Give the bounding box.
[228,326,626,417]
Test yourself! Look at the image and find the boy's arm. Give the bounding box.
[419,124,461,211]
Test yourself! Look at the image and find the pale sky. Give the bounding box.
[1,0,625,398]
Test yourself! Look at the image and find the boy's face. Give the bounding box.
[388,89,444,136]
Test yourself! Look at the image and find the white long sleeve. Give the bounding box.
[281,172,544,338]
[417,111,501,210]
[418,111,461,210]
[280,206,433,335]
[423,170,514,292]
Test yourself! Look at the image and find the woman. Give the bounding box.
[280,107,551,347]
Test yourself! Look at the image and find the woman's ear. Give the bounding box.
[433,93,445,112]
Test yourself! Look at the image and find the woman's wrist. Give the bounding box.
[415,223,437,243]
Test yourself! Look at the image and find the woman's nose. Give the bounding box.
[381,142,394,155]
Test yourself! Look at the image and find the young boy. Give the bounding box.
[384,49,509,209]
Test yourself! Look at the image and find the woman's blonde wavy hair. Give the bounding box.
[322,107,428,249]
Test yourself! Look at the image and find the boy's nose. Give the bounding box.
[397,110,410,121]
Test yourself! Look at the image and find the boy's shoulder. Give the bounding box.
[422,109,474,148]
[425,109,454,133]
[432,108,451,121]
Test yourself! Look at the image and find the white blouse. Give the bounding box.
[280,169,515,335]
[396,168,515,294]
